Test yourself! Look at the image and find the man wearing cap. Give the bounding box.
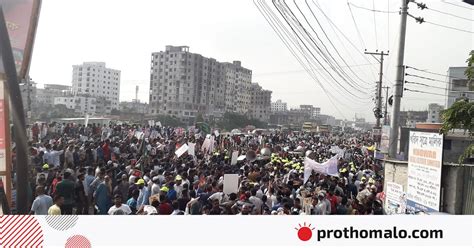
[174,175,184,198]
[136,178,150,208]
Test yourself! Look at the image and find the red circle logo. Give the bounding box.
[295,223,314,241]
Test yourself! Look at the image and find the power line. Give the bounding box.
[405,80,447,90]
[427,7,474,22]
[372,0,378,49]
[405,65,466,80]
[405,73,448,83]
[441,0,474,11]
[347,2,399,13]
[253,62,375,77]
[273,0,372,100]
[254,0,361,117]
[425,20,474,34]
[404,88,447,97]
[347,1,367,49]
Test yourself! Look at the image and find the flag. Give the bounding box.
[196,122,211,135]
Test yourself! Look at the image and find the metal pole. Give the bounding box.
[383,86,389,125]
[389,0,409,158]
[364,51,388,129]
[0,7,29,214]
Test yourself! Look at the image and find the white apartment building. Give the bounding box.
[53,96,97,116]
[72,62,121,114]
[271,99,287,112]
[446,67,473,108]
[427,103,444,123]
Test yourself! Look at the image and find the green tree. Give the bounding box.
[440,51,474,164]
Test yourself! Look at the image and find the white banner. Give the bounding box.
[304,156,339,183]
[407,131,444,213]
[188,143,195,157]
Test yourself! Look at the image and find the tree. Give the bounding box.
[440,51,474,164]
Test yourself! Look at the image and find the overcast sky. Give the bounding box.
[29,0,473,121]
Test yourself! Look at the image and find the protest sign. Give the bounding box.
[223,174,239,195]
[175,144,189,158]
[188,143,195,157]
[385,182,406,215]
[231,150,239,165]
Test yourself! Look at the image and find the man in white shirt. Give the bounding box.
[30,186,53,215]
[108,194,132,215]
[248,189,263,214]
[44,144,64,168]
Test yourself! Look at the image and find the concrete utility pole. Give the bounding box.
[382,86,390,125]
[365,50,388,129]
[388,0,408,158]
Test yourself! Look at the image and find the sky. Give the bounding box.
[29,0,473,121]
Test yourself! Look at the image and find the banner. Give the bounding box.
[407,131,443,213]
[0,0,41,77]
[385,182,407,215]
[304,156,339,183]
[380,125,390,153]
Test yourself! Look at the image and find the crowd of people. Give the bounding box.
[23,121,384,215]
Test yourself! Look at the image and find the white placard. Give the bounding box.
[223,174,239,195]
[237,155,246,161]
[385,182,406,215]
[231,151,239,165]
[175,144,189,158]
[407,131,443,213]
[188,143,195,157]
[214,130,219,137]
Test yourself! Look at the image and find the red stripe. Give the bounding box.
[3,216,34,247]
[31,233,44,248]
[2,215,26,242]
[16,222,41,247]
[1,215,21,235]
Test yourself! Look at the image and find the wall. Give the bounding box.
[383,160,474,214]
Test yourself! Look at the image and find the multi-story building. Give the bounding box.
[271,99,287,112]
[53,96,97,116]
[71,62,121,114]
[223,61,252,115]
[248,83,272,122]
[36,84,72,106]
[299,104,321,118]
[149,46,269,123]
[399,110,428,128]
[446,67,473,108]
[427,103,444,123]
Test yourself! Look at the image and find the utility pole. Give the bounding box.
[388,0,408,158]
[382,86,390,125]
[365,50,388,129]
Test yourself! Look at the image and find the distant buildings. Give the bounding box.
[120,100,149,115]
[72,62,121,114]
[148,45,271,123]
[271,99,287,112]
[427,103,444,123]
[37,84,71,106]
[299,105,320,118]
[399,110,428,128]
[446,67,473,108]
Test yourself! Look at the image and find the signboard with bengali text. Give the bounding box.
[406,131,443,213]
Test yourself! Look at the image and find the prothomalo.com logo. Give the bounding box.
[295,222,315,241]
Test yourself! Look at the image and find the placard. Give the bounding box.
[385,182,406,215]
[406,131,443,213]
[174,144,189,158]
[223,174,239,195]
[231,150,239,165]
